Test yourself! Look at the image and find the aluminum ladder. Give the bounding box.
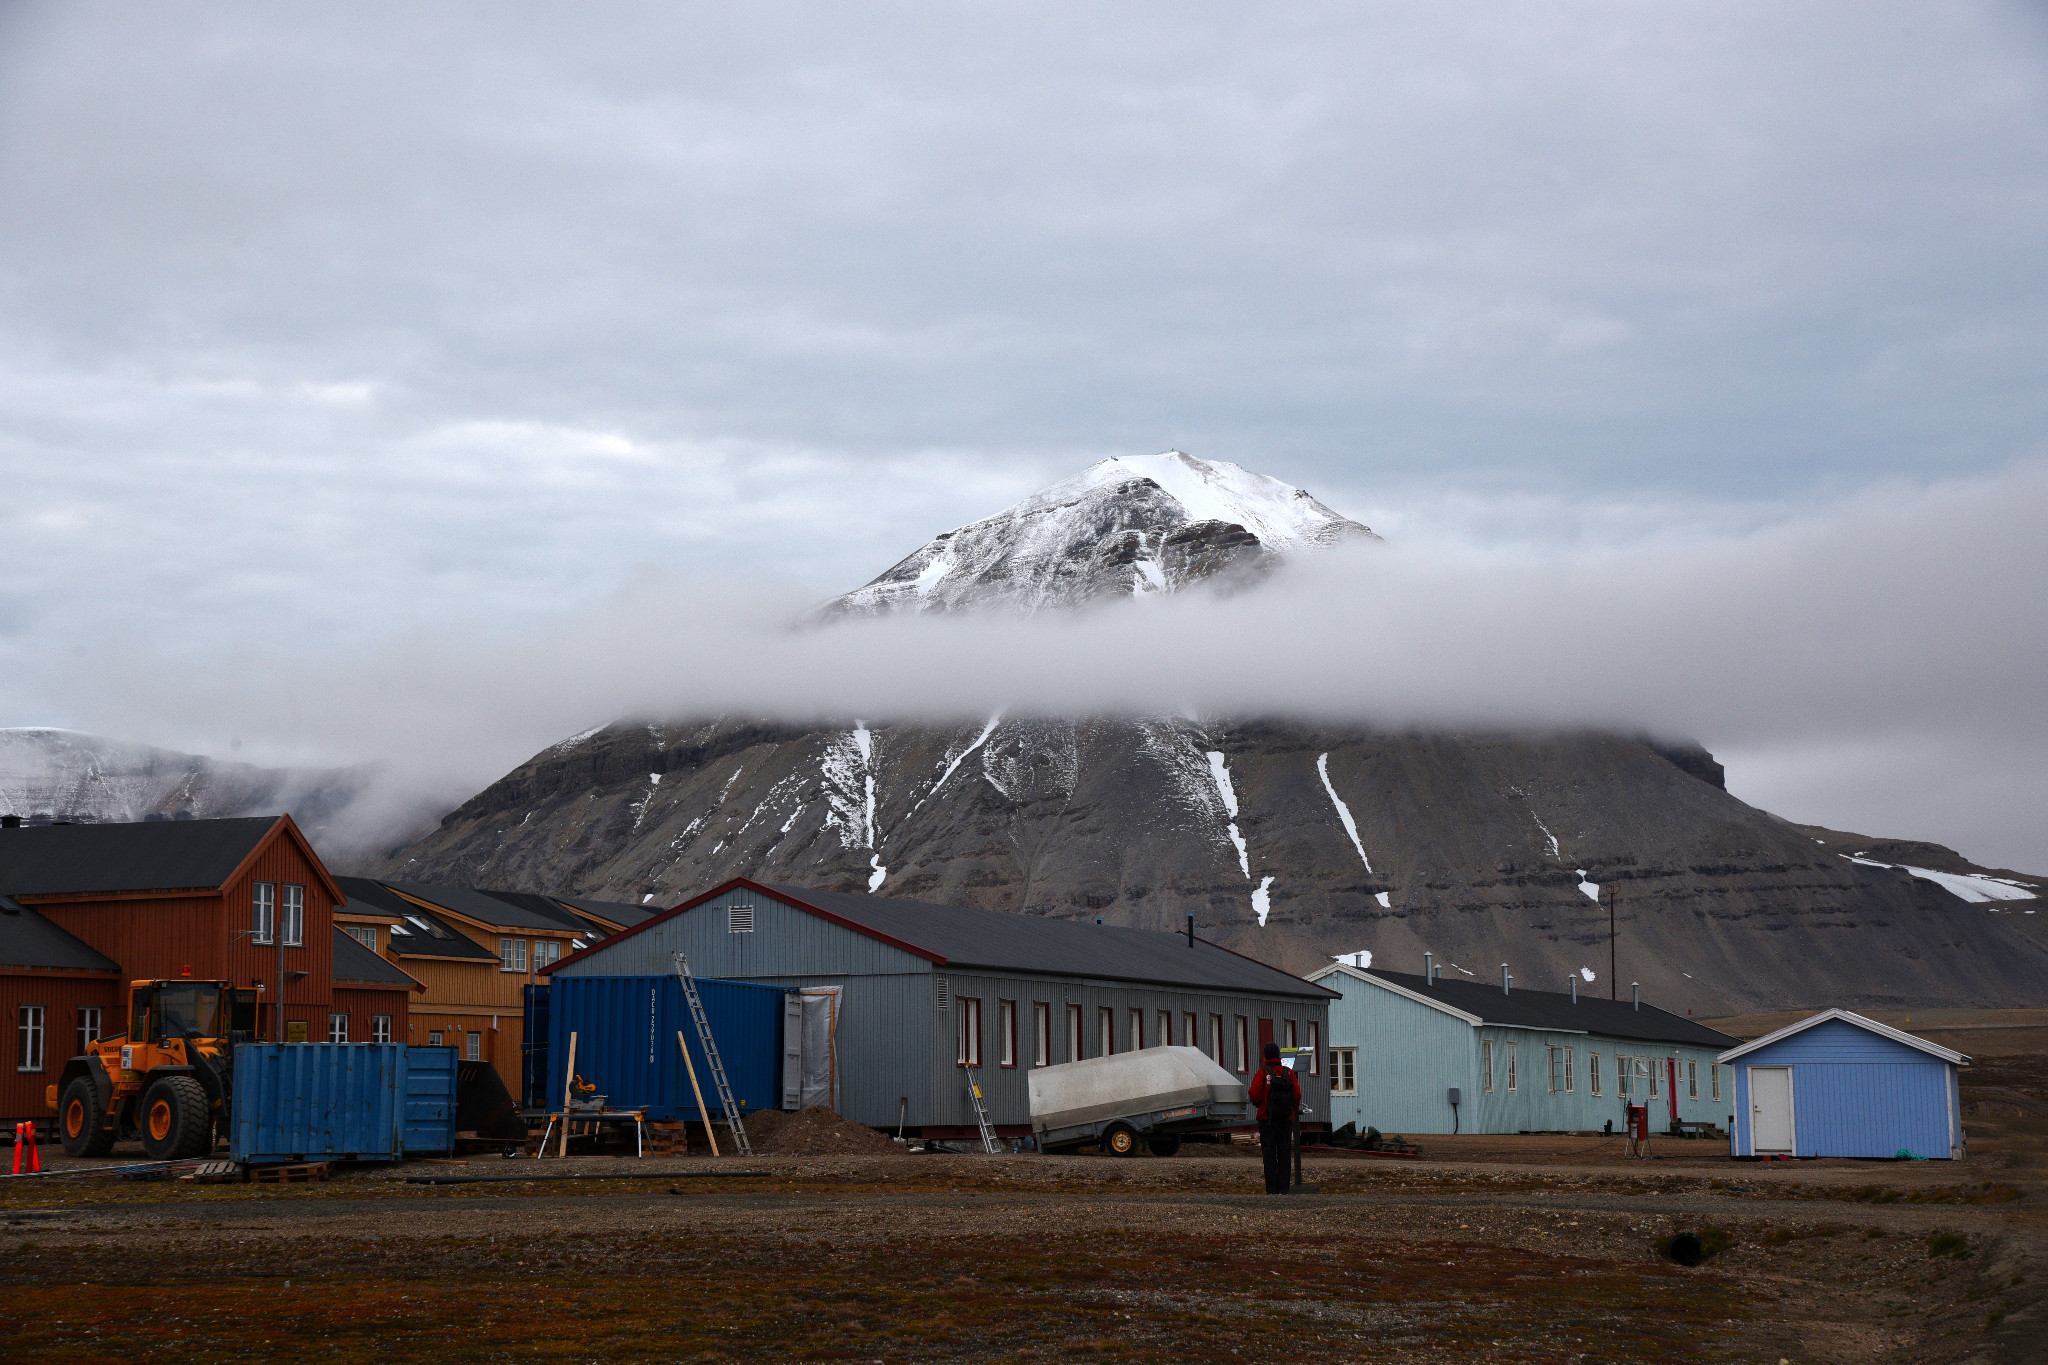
[964,1075,999,1154]
[672,952,753,1157]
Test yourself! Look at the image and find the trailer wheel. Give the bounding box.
[1102,1123,1140,1157]
[139,1075,212,1160]
[59,1077,116,1158]
[1146,1133,1181,1158]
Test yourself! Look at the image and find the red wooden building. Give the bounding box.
[0,815,412,1127]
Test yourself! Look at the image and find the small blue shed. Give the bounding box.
[1719,1010,1968,1160]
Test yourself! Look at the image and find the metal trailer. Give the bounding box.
[230,1043,457,1164]
[1028,1046,1251,1156]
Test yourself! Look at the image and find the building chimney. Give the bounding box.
[1186,913,1194,948]
[1632,981,1640,1011]
[1501,963,1510,995]
[1570,975,1577,1004]
[1423,951,1433,981]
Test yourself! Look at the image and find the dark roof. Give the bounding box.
[480,890,597,934]
[330,927,418,988]
[382,881,578,932]
[755,883,1334,999]
[0,817,280,896]
[1346,968,1739,1049]
[337,878,497,962]
[553,895,658,931]
[0,895,121,972]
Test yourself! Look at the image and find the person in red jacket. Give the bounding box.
[1248,1041,1301,1194]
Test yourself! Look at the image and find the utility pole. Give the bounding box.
[1608,889,1617,1000]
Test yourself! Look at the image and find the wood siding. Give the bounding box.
[329,987,411,1042]
[1,970,122,1124]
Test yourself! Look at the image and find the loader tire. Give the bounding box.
[139,1075,212,1160]
[59,1076,116,1158]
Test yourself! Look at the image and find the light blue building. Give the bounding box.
[1719,1009,1968,1159]
[1309,963,1739,1136]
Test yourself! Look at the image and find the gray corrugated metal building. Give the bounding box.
[544,878,1338,1137]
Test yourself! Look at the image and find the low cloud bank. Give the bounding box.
[27,460,2048,869]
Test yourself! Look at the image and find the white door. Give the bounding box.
[1750,1066,1795,1153]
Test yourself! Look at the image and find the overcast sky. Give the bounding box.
[2,4,2045,866]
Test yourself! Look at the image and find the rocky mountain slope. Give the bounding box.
[0,728,370,840]
[374,452,2048,1014]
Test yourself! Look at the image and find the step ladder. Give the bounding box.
[965,1074,999,1154]
[672,952,753,1157]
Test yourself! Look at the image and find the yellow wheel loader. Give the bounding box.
[49,980,258,1161]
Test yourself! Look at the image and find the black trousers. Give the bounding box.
[1259,1118,1292,1193]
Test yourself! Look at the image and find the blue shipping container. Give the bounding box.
[231,1043,458,1163]
[545,975,795,1121]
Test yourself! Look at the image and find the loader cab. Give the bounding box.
[127,980,232,1044]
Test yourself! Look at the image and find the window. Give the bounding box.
[17,1005,45,1072]
[500,937,528,972]
[1099,1007,1114,1057]
[466,1032,481,1061]
[957,997,983,1067]
[1065,1004,1082,1063]
[372,1015,392,1044]
[1209,1014,1224,1064]
[728,903,754,933]
[1648,1059,1659,1099]
[1184,1012,1198,1051]
[1033,1003,1051,1068]
[340,925,375,950]
[534,940,562,969]
[1284,1019,1298,1052]
[252,881,276,945]
[1482,1039,1494,1092]
[428,1030,444,1047]
[1548,1046,1573,1094]
[1307,1022,1321,1076]
[1565,1047,1574,1094]
[1329,1046,1357,1096]
[328,1013,349,1043]
[1234,1016,1249,1073]
[998,1000,1017,1068]
[1614,1054,1630,1097]
[77,1006,102,1054]
[1505,1041,1517,1093]
[1129,1008,1143,1050]
[1687,1060,1698,1099]
[1157,1009,1172,1047]
[1589,1052,1602,1097]
[1710,1064,1721,1101]
[281,884,305,947]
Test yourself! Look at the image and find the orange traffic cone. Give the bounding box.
[9,1123,21,1176]
[25,1124,38,1173]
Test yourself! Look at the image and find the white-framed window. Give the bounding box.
[1128,1008,1143,1051]
[372,1014,393,1044]
[343,924,378,950]
[1711,1064,1721,1101]
[17,1004,45,1072]
[1588,1052,1602,1097]
[281,884,305,947]
[1505,1041,1517,1093]
[500,937,528,973]
[77,1006,102,1054]
[1284,1019,1298,1052]
[1482,1039,1494,1092]
[1307,1022,1321,1076]
[1157,1009,1172,1047]
[1687,1060,1698,1099]
[957,997,982,1067]
[1209,1013,1224,1064]
[998,1000,1017,1068]
[1648,1059,1659,1099]
[728,903,754,933]
[1033,1002,1051,1068]
[1184,1012,1198,1052]
[427,1030,444,1047]
[1099,1006,1114,1057]
[464,1032,480,1061]
[328,1012,349,1043]
[1328,1046,1357,1096]
[534,940,562,969]
[1234,1016,1249,1074]
[1548,1046,1573,1094]
[1615,1054,1631,1097]
[252,881,276,945]
[1065,1003,1082,1063]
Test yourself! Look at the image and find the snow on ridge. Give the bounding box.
[1577,871,1600,902]
[1315,752,1372,872]
[1251,875,1275,926]
[1843,854,2036,903]
[1082,451,1363,555]
[1204,750,1250,879]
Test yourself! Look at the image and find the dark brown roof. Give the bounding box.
[0,817,280,896]
[331,927,417,988]
[336,877,497,962]
[0,895,121,972]
[1346,967,1739,1049]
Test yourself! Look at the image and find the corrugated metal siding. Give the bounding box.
[35,893,227,984]
[545,975,789,1122]
[1729,1019,1960,1158]
[0,970,122,1123]
[230,1043,455,1162]
[553,887,930,980]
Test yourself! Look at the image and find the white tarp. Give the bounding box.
[798,987,842,1110]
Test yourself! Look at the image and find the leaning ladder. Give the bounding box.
[672,952,753,1157]
[965,1075,999,1154]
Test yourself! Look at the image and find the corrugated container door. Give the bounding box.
[402,1046,458,1156]
[781,992,804,1111]
[231,1043,404,1163]
[522,982,551,1110]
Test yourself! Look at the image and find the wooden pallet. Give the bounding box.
[247,1161,330,1184]
[181,1160,244,1184]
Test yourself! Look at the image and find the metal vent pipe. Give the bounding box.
[1501,963,1510,995]
[1632,982,1640,1011]
[1424,950,1434,981]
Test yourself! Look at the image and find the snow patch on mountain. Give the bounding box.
[1316,752,1372,872]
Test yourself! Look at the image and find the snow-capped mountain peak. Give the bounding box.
[823,451,1377,616]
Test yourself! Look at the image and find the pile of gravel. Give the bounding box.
[743,1107,904,1156]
